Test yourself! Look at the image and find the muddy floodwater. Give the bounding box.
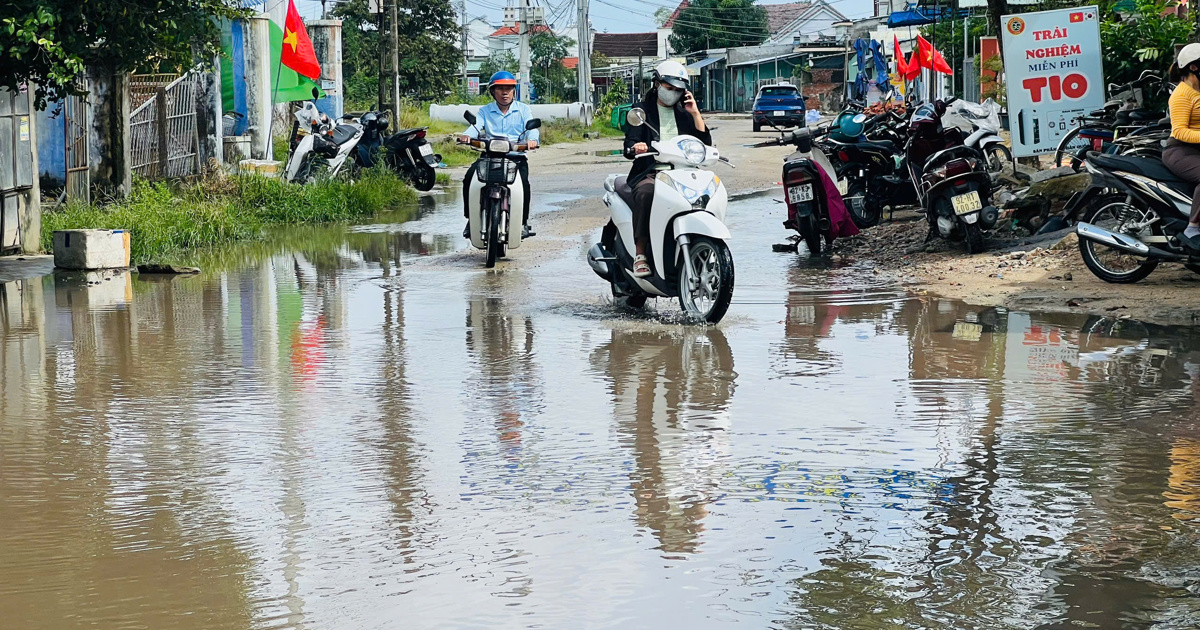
[4,188,1200,629]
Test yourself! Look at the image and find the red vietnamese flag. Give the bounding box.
[916,35,954,75]
[1070,12,1084,22]
[894,36,909,78]
[282,0,322,80]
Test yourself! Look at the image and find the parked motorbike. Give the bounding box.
[823,109,914,228]
[947,98,1013,178]
[752,124,841,255]
[284,101,363,184]
[358,111,442,191]
[588,107,736,323]
[906,100,999,254]
[459,110,540,268]
[1070,151,1199,283]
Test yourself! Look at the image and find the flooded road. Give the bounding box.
[4,185,1200,629]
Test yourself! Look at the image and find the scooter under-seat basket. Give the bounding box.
[476,157,519,185]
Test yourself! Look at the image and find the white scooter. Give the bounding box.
[588,107,736,323]
[946,98,1013,179]
[284,101,364,184]
[459,110,541,268]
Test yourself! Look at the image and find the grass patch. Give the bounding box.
[42,167,417,266]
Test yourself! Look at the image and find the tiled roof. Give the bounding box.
[489,24,554,37]
[764,2,814,35]
[663,1,689,28]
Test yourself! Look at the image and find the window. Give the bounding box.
[759,86,798,97]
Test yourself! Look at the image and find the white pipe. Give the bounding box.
[429,102,593,126]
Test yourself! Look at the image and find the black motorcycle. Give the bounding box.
[907,100,998,254]
[1070,151,1199,283]
[352,110,442,191]
[824,109,915,228]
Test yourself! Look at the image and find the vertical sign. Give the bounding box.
[1001,6,1104,157]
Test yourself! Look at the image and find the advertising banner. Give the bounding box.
[1001,6,1104,157]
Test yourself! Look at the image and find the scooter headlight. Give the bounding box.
[678,138,706,165]
[488,139,513,153]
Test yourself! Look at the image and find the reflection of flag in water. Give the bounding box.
[291,315,328,381]
[1070,12,1083,22]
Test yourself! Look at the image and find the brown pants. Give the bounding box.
[632,177,656,248]
[1163,143,1200,223]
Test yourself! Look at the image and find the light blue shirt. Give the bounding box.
[463,100,540,145]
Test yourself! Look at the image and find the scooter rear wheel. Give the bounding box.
[801,215,823,256]
[412,166,436,191]
[1078,194,1160,284]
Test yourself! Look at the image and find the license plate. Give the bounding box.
[774,111,785,117]
[836,179,848,195]
[418,143,433,156]
[788,184,813,204]
[952,191,982,215]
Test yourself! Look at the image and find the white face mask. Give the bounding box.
[658,85,683,107]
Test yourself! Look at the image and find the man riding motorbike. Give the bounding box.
[623,60,713,277]
[460,71,541,239]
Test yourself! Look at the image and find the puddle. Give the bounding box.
[4,190,1200,628]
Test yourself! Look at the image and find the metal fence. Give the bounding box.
[64,91,89,203]
[130,73,201,180]
[130,73,179,110]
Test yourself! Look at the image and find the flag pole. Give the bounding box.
[268,49,284,163]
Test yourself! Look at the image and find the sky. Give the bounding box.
[293,0,875,34]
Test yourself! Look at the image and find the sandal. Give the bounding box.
[633,255,652,278]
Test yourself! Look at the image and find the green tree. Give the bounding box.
[333,0,460,103]
[531,31,574,102]
[1,0,247,109]
[668,0,768,54]
[1099,0,1190,97]
[479,51,519,85]
[333,0,383,110]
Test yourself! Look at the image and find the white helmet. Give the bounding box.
[1179,43,1200,72]
[654,60,690,90]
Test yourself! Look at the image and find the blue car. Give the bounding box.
[752,83,806,132]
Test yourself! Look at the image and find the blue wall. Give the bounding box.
[37,106,65,187]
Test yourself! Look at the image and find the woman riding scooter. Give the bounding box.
[460,71,540,240]
[623,60,713,277]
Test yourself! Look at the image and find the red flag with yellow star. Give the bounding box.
[282,0,321,81]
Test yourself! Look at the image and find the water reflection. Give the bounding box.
[591,326,736,555]
[6,222,1200,627]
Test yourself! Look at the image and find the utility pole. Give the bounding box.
[518,0,532,103]
[460,1,469,95]
[577,0,591,107]
[389,0,401,118]
[377,2,386,110]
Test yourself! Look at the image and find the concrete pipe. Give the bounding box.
[429,102,593,126]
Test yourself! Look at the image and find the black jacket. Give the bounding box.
[623,90,714,186]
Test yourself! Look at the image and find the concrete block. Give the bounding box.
[224,135,252,164]
[239,159,282,177]
[53,229,130,270]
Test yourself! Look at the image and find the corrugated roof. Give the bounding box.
[593,32,658,58]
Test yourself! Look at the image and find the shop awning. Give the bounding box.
[686,57,724,76]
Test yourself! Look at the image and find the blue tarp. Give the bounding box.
[870,40,888,89]
[887,7,967,27]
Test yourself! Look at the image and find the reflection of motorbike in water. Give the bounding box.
[589,326,736,553]
[464,295,540,459]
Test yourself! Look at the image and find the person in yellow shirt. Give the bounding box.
[1164,44,1200,250]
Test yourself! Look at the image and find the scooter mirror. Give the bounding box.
[626,108,646,127]
[463,110,478,126]
[525,118,542,131]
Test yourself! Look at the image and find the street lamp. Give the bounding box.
[833,20,854,106]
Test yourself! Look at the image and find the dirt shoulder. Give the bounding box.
[833,214,1200,326]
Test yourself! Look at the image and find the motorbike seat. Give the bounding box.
[1090,152,1185,185]
[331,124,358,145]
[392,127,427,137]
[858,140,897,153]
[1129,109,1164,122]
[613,175,638,210]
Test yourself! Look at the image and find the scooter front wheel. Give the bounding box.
[485,198,502,268]
[678,236,734,324]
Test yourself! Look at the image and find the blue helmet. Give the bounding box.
[489,71,517,93]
